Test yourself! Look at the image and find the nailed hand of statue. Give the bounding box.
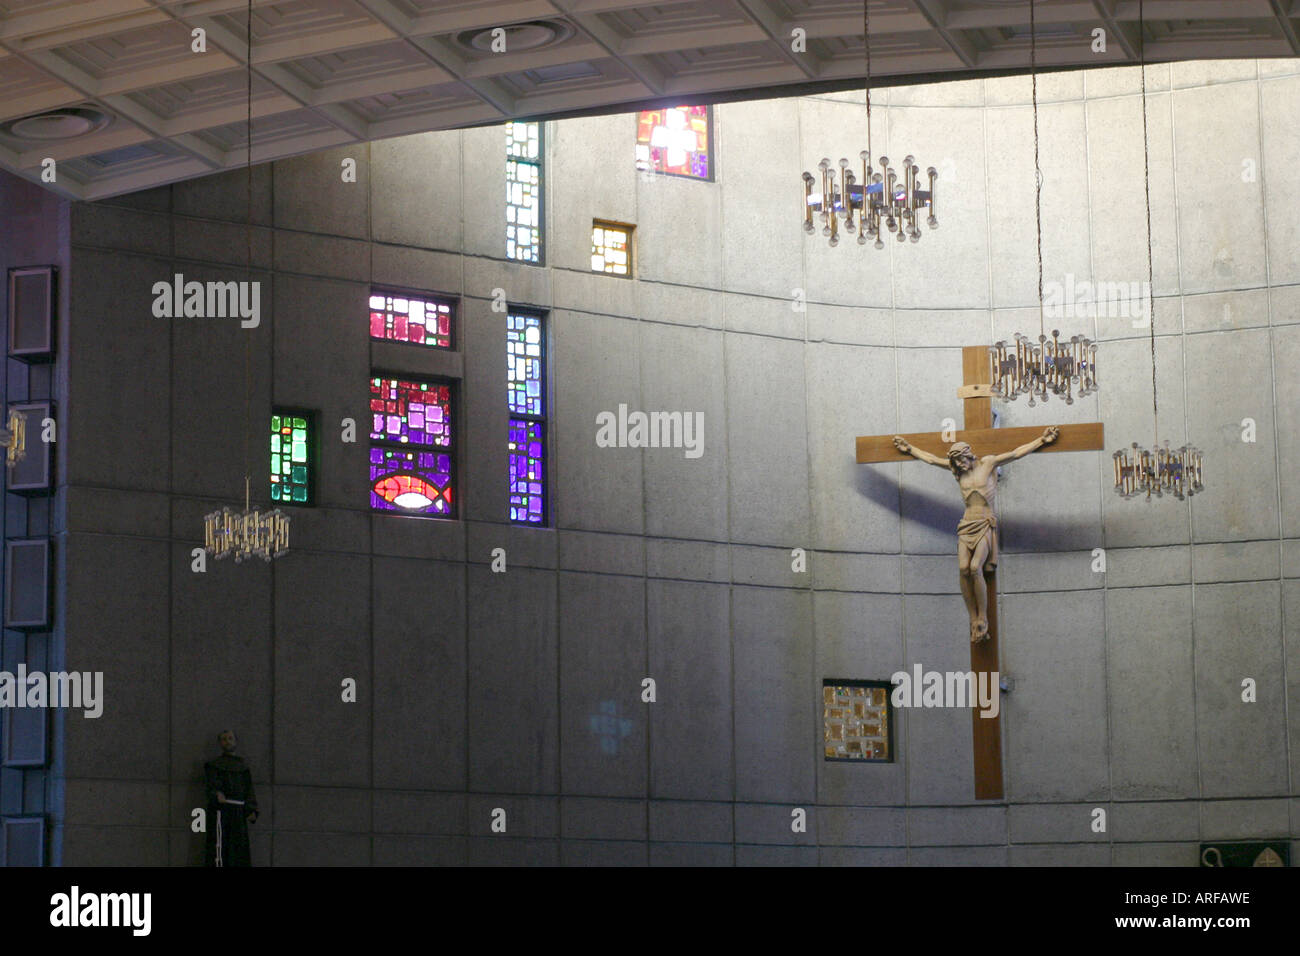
[1041,426,1060,445]
[892,436,911,454]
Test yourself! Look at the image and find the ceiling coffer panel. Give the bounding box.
[0,0,1292,198]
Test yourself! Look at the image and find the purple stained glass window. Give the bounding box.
[509,418,544,524]
[370,447,453,515]
[507,310,545,525]
[370,376,451,446]
[370,375,456,517]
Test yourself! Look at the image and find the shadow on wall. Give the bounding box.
[854,462,1093,545]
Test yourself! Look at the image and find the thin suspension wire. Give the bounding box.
[1139,0,1158,446]
[1030,0,1044,341]
[244,0,253,507]
[864,0,872,163]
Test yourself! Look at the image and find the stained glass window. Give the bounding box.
[270,411,313,504]
[369,375,454,516]
[636,105,712,180]
[507,310,545,524]
[591,221,633,277]
[369,291,452,349]
[506,121,542,263]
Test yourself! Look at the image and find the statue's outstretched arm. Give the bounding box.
[892,436,949,469]
[993,426,1059,465]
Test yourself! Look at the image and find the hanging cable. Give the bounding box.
[1139,0,1158,448]
[864,0,872,164]
[199,0,290,561]
[1031,0,1044,344]
[1112,0,1203,501]
[244,0,253,510]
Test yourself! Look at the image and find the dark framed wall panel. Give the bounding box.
[7,267,56,362]
[0,815,45,866]
[6,401,52,494]
[1,704,47,767]
[4,538,50,630]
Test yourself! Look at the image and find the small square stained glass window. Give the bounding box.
[636,105,712,180]
[591,220,633,277]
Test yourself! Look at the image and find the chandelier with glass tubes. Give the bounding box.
[989,332,1098,406]
[803,154,937,248]
[1113,442,1203,501]
[204,490,290,563]
[800,0,937,249]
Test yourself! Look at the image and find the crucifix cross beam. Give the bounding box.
[855,346,1105,801]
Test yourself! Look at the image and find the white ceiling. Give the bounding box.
[0,0,1297,199]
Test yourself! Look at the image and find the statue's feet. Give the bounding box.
[970,619,989,643]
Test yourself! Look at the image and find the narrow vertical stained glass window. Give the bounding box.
[636,105,712,180]
[507,310,545,525]
[270,410,313,505]
[369,291,452,349]
[506,121,542,263]
[369,375,455,517]
[591,221,633,277]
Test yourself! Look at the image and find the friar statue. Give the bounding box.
[204,729,259,867]
[892,426,1059,643]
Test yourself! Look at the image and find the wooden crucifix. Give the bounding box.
[855,346,1104,800]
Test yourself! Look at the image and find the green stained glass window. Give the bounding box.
[271,410,314,505]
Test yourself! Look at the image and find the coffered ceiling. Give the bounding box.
[0,0,1296,198]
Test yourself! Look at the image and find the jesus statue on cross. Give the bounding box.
[892,426,1060,643]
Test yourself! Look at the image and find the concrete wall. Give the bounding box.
[52,58,1300,865]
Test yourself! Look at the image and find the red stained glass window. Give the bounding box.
[636,105,712,180]
[369,292,452,349]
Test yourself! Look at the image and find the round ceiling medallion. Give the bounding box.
[456,19,575,53]
[2,106,113,141]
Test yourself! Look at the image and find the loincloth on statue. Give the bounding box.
[956,514,998,570]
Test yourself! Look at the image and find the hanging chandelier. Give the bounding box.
[803,154,936,248]
[992,0,1098,405]
[800,0,937,249]
[989,333,1098,406]
[204,482,290,563]
[202,0,292,562]
[1112,0,1204,501]
[1113,442,1203,500]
